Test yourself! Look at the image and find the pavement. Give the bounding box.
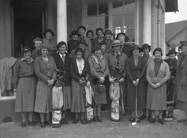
[0,114,187,138]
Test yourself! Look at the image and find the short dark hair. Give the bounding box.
[86,30,94,37]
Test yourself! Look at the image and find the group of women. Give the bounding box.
[13,26,187,128]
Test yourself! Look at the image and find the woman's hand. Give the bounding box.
[109,76,115,83]
[155,83,161,88]
[133,80,137,86]
[100,77,105,83]
[86,81,90,86]
[48,79,54,86]
[136,78,139,85]
[119,77,124,83]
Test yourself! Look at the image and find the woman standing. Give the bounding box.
[13,46,36,127]
[70,48,89,124]
[147,48,170,124]
[53,41,71,124]
[126,45,146,123]
[88,44,109,122]
[34,44,56,128]
[86,30,94,43]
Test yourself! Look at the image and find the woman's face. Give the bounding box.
[133,49,140,57]
[34,40,42,50]
[181,46,187,53]
[101,45,107,52]
[143,48,149,55]
[45,32,53,40]
[79,44,86,51]
[118,35,125,42]
[169,53,175,59]
[94,49,102,58]
[41,48,48,57]
[23,51,31,59]
[59,45,66,54]
[105,34,112,40]
[75,51,83,59]
[154,51,162,59]
[113,46,121,53]
[78,28,85,36]
[72,34,79,40]
[97,30,103,38]
[87,32,93,40]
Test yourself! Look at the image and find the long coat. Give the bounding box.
[126,56,146,110]
[175,53,187,111]
[146,60,170,110]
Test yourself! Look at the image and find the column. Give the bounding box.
[142,0,152,45]
[57,0,67,43]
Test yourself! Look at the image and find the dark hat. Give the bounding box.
[100,41,106,46]
[116,33,129,42]
[43,29,54,36]
[78,40,88,46]
[22,46,31,54]
[75,47,84,55]
[69,30,79,38]
[104,30,113,35]
[57,41,67,50]
[180,41,187,49]
[77,25,86,32]
[153,47,163,56]
[112,40,122,48]
[166,48,177,56]
[142,43,151,51]
[131,45,142,52]
[92,43,101,53]
[40,43,49,50]
[96,28,104,35]
[86,30,94,37]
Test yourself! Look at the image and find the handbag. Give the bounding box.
[86,106,94,122]
[97,84,105,93]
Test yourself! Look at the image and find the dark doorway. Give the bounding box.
[13,0,46,57]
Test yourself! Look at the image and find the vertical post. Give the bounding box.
[142,0,152,45]
[57,0,67,43]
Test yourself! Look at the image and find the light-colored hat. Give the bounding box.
[112,40,122,47]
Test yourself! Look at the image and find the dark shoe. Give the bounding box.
[81,119,86,124]
[73,119,78,124]
[93,116,98,122]
[28,121,35,126]
[45,120,52,126]
[40,121,45,128]
[159,118,164,124]
[149,118,155,123]
[21,122,27,128]
[97,116,103,122]
[129,117,135,122]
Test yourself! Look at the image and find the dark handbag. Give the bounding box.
[97,84,105,93]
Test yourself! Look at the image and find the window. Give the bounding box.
[112,0,135,42]
[86,2,108,31]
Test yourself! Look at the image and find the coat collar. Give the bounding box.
[21,57,34,64]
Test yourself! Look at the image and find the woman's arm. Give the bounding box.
[12,60,20,89]
[88,57,101,79]
[137,58,146,79]
[70,60,80,82]
[146,63,153,85]
[126,58,134,81]
[159,62,170,85]
[102,58,109,78]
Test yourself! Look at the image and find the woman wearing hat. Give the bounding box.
[116,33,132,58]
[126,45,146,123]
[13,46,36,127]
[70,48,90,124]
[53,41,72,124]
[146,48,170,124]
[105,30,113,53]
[68,30,79,54]
[175,41,187,124]
[92,28,105,49]
[34,44,57,128]
[88,44,109,122]
[43,28,57,56]
[86,30,94,43]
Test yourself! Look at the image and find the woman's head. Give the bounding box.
[96,28,104,38]
[22,46,31,59]
[153,47,163,59]
[180,41,187,54]
[86,30,94,40]
[112,40,122,53]
[77,25,86,37]
[43,29,54,40]
[142,44,151,55]
[116,33,129,42]
[33,37,42,50]
[104,30,113,40]
[57,41,67,54]
[40,44,49,57]
[132,45,141,57]
[75,48,84,59]
[100,42,107,53]
[78,40,87,51]
[69,30,79,40]
[92,44,102,58]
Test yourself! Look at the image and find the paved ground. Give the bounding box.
[0,115,187,138]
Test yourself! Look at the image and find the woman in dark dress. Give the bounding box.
[53,41,72,124]
[70,48,90,124]
[13,46,36,127]
[126,45,146,123]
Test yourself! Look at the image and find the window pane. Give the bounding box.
[88,3,97,16]
[98,16,108,29]
[112,1,123,15]
[124,14,135,28]
[124,0,135,14]
[87,16,98,30]
[126,28,135,42]
[113,15,123,29]
[99,2,108,15]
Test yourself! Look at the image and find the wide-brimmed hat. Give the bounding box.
[78,40,88,46]
[104,30,113,35]
[69,30,79,38]
[57,41,67,50]
[116,33,129,42]
[142,44,151,51]
[131,45,142,52]
[43,29,54,36]
[179,41,187,49]
[166,49,177,56]
[112,40,122,48]
[153,47,163,56]
[22,46,31,54]
[40,43,49,50]
[92,43,101,53]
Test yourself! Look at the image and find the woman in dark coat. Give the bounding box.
[126,45,146,123]
[70,48,90,124]
[53,41,71,124]
[13,46,36,127]
[34,44,56,128]
[147,48,170,124]
[68,30,79,54]
[88,44,109,122]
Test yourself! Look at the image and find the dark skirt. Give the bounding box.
[34,80,52,113]
[15,77,36,112]
[62,86,71,110]
[127,81,145,110]
[71,80,85,113]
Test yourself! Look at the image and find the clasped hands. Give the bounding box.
[47,79,54,86]
[109,76,124,83]
[151,83,161,88]
[133,78,139,86]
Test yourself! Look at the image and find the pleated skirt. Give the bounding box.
[15,77,36,112]
[34,80,52,113]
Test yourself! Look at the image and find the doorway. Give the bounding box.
[13,0,46,57]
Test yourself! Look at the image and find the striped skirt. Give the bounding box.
[34,80,52,113]
[15,77,36,112]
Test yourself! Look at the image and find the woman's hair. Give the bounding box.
[153,47,163,56]
[33,37,42,46]
[57,41,67,50]
[75,48,84,58]
[86,30,94,37]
